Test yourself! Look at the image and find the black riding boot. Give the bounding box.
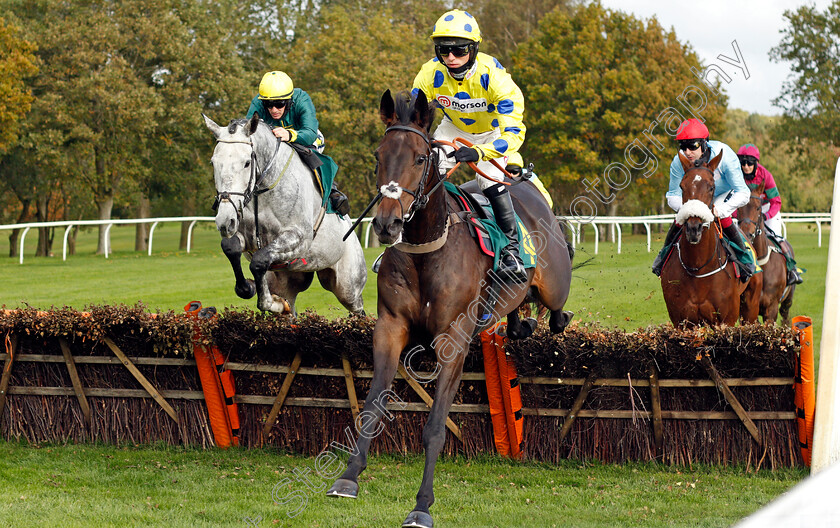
[484,184,528,284]
[651,222,681,276]
[722,223,754,282]
[329,182,350,216]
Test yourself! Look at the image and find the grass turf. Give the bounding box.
[0,221,826,526]
[0,441,807,527]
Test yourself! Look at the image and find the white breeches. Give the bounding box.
[432,119,508,191]
[764,213,782,237]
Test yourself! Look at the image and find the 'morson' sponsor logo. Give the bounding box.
[435,95,488,113]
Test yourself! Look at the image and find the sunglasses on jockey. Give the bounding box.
[435,43,472,58]
[262,99,290,110]
[738,155,757,167]
[678,139,704,152]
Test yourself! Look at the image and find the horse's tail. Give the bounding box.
[557,218,575,263]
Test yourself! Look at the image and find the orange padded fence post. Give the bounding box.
[480,323,523,459]
[793,316,816,466]
[186,301,234,448]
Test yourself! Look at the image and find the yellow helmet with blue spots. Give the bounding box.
[430,10,482,43]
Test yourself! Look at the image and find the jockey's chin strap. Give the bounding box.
[213,136,287,248]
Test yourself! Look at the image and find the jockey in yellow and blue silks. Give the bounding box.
[652,118,754,281]
[246,71,349,215]
[412,9,528,283]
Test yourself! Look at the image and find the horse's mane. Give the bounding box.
[226,117,271,136]
[393,90,435,127]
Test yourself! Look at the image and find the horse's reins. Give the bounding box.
[738,193,778,266]
[342,128,517,241]
[676,220,729,278]
[677,167,731,278]
[213,136,290,248]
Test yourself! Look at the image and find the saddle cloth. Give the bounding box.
[444,181,537,272]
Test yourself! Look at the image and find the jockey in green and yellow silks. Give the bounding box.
[246,71,349,215]
[412,9,528,284]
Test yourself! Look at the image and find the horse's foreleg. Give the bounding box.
[250,248,290,313]
[404,340,468,528]
[221,235,256,299]
[327,318,408,499]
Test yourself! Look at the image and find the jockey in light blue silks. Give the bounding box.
[652,118,755,282]
[246,71,350,216]
[412,9,529,284]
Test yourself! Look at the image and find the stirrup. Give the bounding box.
[498,254,527,284]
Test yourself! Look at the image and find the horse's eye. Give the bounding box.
[244,161,250,168]
[416,155,427,165]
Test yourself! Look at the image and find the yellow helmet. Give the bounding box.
[430,10,481,43]
[258,71,294,100]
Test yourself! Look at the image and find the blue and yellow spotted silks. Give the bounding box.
[412,53,526,161]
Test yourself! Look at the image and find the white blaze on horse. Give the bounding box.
[203,113,366,315]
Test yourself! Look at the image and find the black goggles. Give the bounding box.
[436,43,471,58]
[679,139,703,152]
[263,99,289,110]
[739,156,756,167]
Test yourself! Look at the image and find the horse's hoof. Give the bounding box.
[402,510,433,528]
[235,280,257,299]
[507,318,536,340]
[326,478,358,499]
[270,295,292,314]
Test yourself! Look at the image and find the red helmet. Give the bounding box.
[675,118,709,141]
[737,144,761,160]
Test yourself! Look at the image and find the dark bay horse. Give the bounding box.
[660,151,761,326]
[736,182,795,325]
[327,90,573,528]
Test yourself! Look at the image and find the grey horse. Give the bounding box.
[204,113,366,314]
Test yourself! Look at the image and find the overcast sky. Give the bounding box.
[598,0,835,116]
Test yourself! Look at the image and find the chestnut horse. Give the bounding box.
[660,151,761,326]
[327,90,573,528]
[736,182,795,325]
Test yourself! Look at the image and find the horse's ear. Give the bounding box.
[758,179,766,194]
[247,112,260,136]
[707,150,724,172]
[678,151,692,172]
[411,90,435,132]
[203,113,222,139]
[380,89,396,126]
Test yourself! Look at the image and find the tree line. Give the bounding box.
[1,0,838,257]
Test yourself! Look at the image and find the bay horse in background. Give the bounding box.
[327,90,573,528]
[660,151,761,326]
[203,114,367,315]
[736,181,795,325]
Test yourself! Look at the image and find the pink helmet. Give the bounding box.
[675,118,709,140]
[737,144,761,160]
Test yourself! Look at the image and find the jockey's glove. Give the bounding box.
[448,147,480,163]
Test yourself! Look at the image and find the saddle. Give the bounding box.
[444,181,536,270]
[287,141,339,212]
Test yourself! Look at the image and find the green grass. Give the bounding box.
[1,221,829,344]
[0,442,807,527]
[0,222,828,526]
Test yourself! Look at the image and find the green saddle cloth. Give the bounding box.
[725,231,760,273]
[313,152,339,214]
[444,181,537,273]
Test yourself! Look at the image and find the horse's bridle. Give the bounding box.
[378,124,445,223]
[676,166,728,277]
[212,136,283,218]
[736,193,763,243]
